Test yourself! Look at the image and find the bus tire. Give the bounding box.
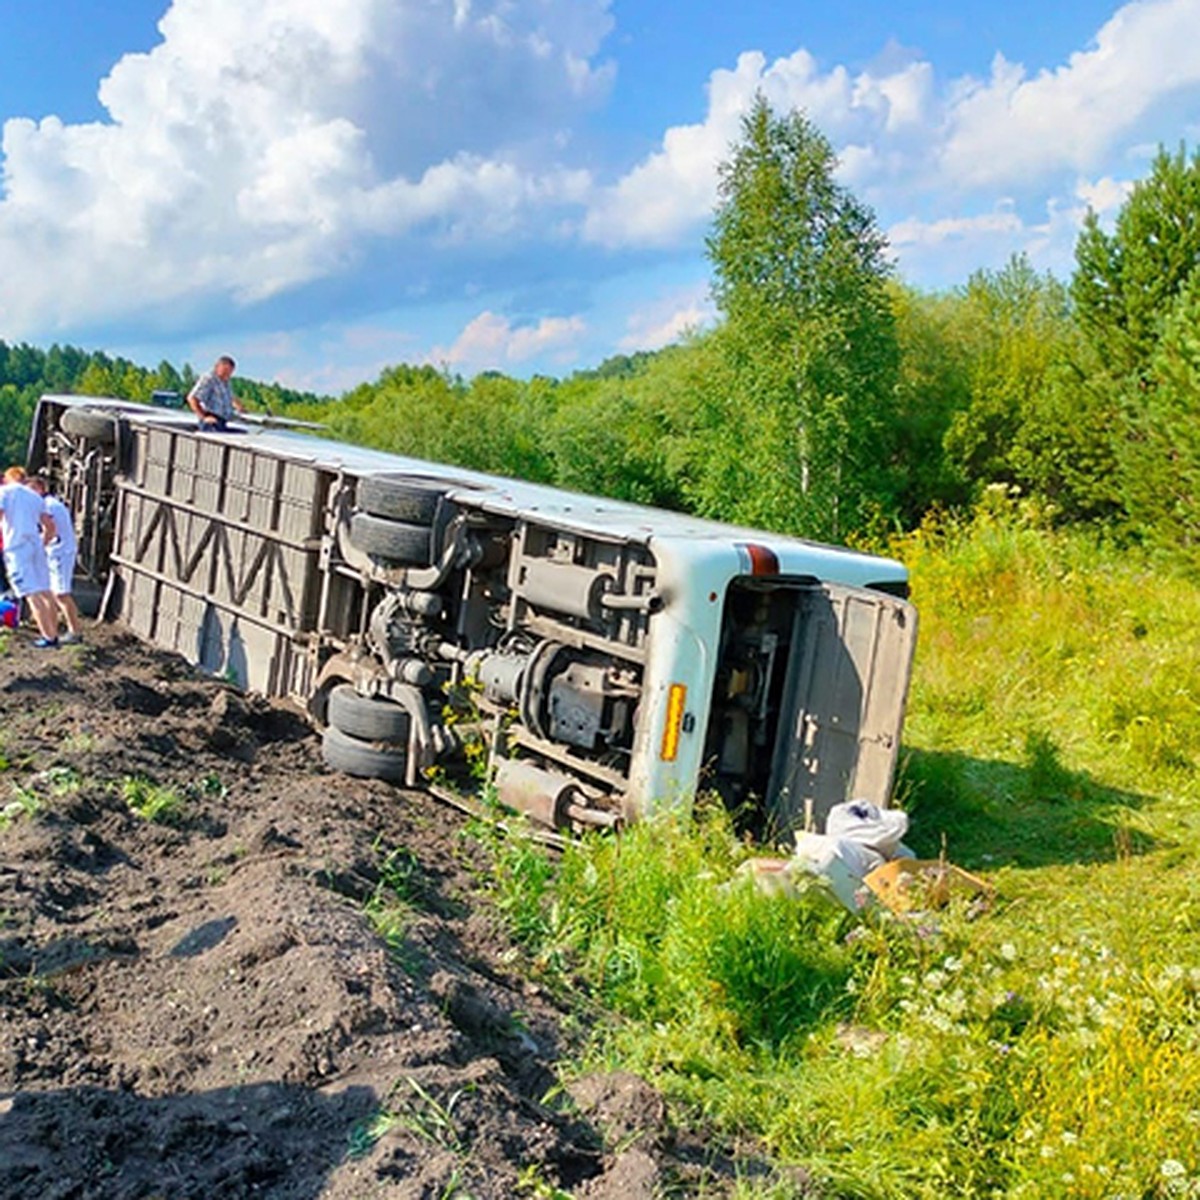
[327,684,411,743]
[61,409,117,444]
[321,726,408,782]
[348,513,431,565]
[357,475,446,524]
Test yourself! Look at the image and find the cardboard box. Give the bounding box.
[863,858,992,914]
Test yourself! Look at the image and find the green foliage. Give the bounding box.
[1065,142,1200,547]
[311,364,556,483]
[474,803,858,1056]
[1,785,42,829]
[934,253,1123,524]
[464,802,560,953]
[1,766,81,829]
[347,1077,472,1160]
[120,776,186,824]
[943,257,1072,494]
[887,282,973,525]
[545,362,688,508]
[0,382,39,467]
[1117,271,1200,565]
[363,839,426,963]
[1072,143,1200,380]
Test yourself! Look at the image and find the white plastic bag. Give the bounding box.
[825,799,913,858]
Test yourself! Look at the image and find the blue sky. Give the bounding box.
[0,0,1197,394]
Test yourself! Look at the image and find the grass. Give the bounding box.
[347,1076,472,1160]
[362,839,427,969]
[468,498,1200,1198]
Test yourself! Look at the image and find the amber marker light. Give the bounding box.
[660,683,688,761]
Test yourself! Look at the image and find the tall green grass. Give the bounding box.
[473,497,1200,1197]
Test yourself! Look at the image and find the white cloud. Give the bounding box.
[888,205,1026,250]
[1075,174,1134,216]
[617,284,715,352]
[939,0,1200,188]
[584,0,1200,264]
[427,310,586,372]
[886,194,1097,287]
[582,48,938,248]
[0,0,612,337]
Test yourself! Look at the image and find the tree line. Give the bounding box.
[0,346,321,465]
[4,98,1198,566]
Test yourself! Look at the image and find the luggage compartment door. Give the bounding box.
[767,583,917,836]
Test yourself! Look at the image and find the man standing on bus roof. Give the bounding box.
[187,355,245,431]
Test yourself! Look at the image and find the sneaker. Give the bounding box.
[33,637,60,649]
[61,632,82,644]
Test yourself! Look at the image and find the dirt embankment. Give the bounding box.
[0,625,788,1199]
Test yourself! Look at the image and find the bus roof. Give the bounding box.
[39,394,909,585]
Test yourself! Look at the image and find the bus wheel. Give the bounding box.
[327,684,411,743]
[321,726,408,782]
[61,408,117,443]
[348,513,431,565]
[356,475,446,524]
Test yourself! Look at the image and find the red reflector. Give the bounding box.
[742,543,779,576]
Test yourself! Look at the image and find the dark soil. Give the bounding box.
[0,623,787,1198]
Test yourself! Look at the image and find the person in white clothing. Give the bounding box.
[28,475,82,643]
[0,466,60,647]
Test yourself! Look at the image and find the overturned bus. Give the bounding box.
[27,394,917,837]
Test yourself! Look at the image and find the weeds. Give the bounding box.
[362,839,425,969]
[120,776,186,824]
[59,731,98,755]
[515,1164,572,1198]
[1,784,41,828]
[198,772,228,800]
[1,766,82,829]
[347,1076,472,1159]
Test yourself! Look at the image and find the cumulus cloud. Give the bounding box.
[887,205,1027,250]
[582,47,945,248]
[583,0,1200,261]
[582,48,938,247]
[939,0,1200,188]
[886,193,1099,286]
[0,0,612,337]
[617,284,715,352]
[1075,174,1135,216]
[427,310,586,371]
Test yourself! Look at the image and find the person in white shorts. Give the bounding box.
[28,475,82,643]
[0,466,60,647]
